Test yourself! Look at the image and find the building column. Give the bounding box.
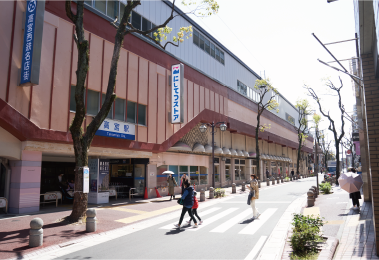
[231,159,235,184]
[220,160,225,187]
[9,151,42,214]
[146,164,157,199]
[261,160,265,181]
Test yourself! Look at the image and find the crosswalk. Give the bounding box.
[159,206,279,235]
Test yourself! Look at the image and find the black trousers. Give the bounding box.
[179,207,196,225]
[352,197,360,207]
[190,208,201,222]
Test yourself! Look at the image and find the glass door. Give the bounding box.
[134,164,145,195]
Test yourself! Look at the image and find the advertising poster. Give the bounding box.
[89,159,98,192]
[99,159,110,192]
[83,167,89,193]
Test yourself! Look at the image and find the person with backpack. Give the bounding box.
[246,174,261,219]
[187,191,203,225]
[174,180,198,229]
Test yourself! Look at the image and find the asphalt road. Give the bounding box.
[55,178,317,260]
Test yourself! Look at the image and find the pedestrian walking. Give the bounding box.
[167,174,178,201]
[349,168,362,213]
[291,169,295,177]
[246,174,260,219]
[266,169,269,179]
[186,191,203,225]
[180,173,189,195]
[174,180,198,229]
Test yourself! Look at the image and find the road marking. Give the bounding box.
[244,236,267,260]
[221,201,291,204]
[324,220,344,225]
[159,207,221,230]
[239,208,278,235]
[336,202,348,204]
[327,197,339,199]
[210,208,252,233]
[116,205,182,224]
[187,207,239,231]
[111,208,147,214]
[303,207,320,217]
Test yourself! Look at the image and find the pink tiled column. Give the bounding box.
[9,151,42,214]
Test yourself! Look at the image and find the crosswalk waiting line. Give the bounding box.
[210,208,252,233]
[159,207,221,230]
[187,207,239,231]
[239,208,278,235]
[244,236,268,260]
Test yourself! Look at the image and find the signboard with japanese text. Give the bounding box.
[171,63,184,124]
[98,159,109,192]
[19,0,45,87]
[83,167,89,193]
[95,119,135,140]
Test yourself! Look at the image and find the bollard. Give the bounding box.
[310,187,317,198]
[266,178,270,186]
[311,186,319,196]
[200,189,205,202]
[307,190,315,207]
[281,176,284,183]
[232,183,236,193]
[271,177,275,185]
[258,180,261,188]
[277,177,280,185]
[29,218,43,247]
[209,187,214,199]
[242,182,246,192]
[86,209,97,232]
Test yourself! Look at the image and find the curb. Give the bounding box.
[318,236,339,260]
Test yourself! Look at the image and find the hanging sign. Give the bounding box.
[171,63,184,124]
[96,119,135,140]
[19,0,45,87]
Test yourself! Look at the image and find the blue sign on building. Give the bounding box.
[95,119,135,140]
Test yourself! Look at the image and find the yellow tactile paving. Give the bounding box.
[323,220,344,225]
[347,215,360,227]
[115,205,182,224]
[303,207,320,217]
[111,208,147,214]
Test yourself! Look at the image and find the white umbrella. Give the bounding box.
[162,171,175,175]
[338,172,363,193]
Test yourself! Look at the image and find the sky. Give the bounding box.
[172,0,357,151]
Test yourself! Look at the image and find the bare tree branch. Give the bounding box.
[65,1,77,24]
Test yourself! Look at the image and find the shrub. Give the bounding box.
[214,188,225,198]
[319,182,331,194]
[290,214,324,257]
[284,177,290,182]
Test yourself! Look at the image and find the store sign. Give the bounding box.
[171,63,184,124]
[19,0,45,87]
[0,198,7,208]
[83,167,89,193]
[96,119,135,140]
[285,113,295,125]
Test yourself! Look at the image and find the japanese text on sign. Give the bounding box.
[171,64,183,124]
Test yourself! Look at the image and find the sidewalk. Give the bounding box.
[1,179,290,260]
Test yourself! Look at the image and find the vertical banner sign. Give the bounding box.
[171,63,184,124]
[83,167,89,193]
[19,0,45,87]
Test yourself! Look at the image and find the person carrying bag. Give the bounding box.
[246,174,261,219]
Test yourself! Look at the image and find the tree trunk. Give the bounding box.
[256,115,260,179]
[296,136,302,175]
[335,143,340,185]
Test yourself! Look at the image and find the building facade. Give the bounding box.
[0,0,312,214]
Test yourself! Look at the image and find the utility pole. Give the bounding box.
[315,126,319,194]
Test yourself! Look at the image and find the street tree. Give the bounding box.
[253,78,279,179]
[65,0,219,222]
[306,77,345,184]
[294,99,312,176]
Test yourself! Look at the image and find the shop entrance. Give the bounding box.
[225,158,231,186]
[214,158,220,186]
[234,159,246,181]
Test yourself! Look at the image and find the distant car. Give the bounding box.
[327,172,336,177]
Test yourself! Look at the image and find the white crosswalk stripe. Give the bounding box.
[210,208,252,233]
[186,207,239,231]
[159,207,221,230]
[239,208,278,235]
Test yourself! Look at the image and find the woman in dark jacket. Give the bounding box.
[174,180,198,229]
[350,168,362,213]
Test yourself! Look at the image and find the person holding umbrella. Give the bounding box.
[167,174,178,201]
[349,168,361,213]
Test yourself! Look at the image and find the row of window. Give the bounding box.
[237,80,261,103]
[69,86,146,125]
[193,29,225,65]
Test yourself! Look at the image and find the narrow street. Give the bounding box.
[38,178,316,260]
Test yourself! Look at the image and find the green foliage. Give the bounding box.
[319,182,331,194]
[284,177,290,182]
[214,188,225,198]
[290,214,324,257]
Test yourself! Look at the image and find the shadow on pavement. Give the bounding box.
[239,218,254,225]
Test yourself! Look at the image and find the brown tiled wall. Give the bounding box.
[361,53,379,252]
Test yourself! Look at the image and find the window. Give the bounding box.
[215,47,220,62]
[142,17,151,35]
[95,1,106,14]
[69,86,85,112]
[138,104,146,125]
[204,38,210,54]
[120,1,125,20]
[102,94,113,119]
[132,11,141,30]
[87,90,99,115]
[107,0,119,19]
[210,43,215,58]
[220,51,224,65]
[237,80,247,96]
[85,0,92,6]
[199,34,205,50]
[114,98,126,121]
[189,166,199,185]
[127,101,136,123]
[193,30,199,46]
[200,166,208,185]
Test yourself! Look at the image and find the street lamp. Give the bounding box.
[199,122,227,188]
